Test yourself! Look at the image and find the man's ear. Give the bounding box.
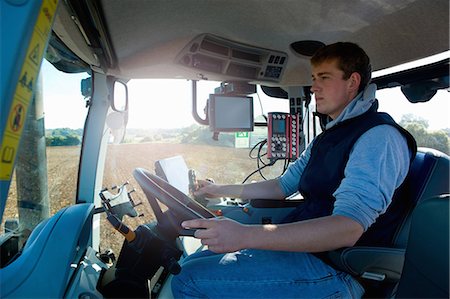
[348,72,361,92]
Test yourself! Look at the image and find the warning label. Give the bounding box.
[0,0,59,180]
[10,104,25,133]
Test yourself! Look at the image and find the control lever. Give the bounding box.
[102,207,182,275]
[105,211,136,242]
[98,224,183,298]
[188,170,230,216]
[188,169,209,206]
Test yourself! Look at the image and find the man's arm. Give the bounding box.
[194,178,286,200]
[182,215,363,253]
[194,139,314,200]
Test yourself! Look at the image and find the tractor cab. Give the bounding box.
[0,0,449,298]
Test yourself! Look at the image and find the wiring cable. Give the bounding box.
[244,139,271,183]
[255,91,265,118]
[241,163,272,184]
[244,100,310,183]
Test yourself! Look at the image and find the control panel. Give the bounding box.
[267,112,301,162]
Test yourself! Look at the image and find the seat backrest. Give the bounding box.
[353,148,450,248]
[391,148,450,248]
[395,195,449,298]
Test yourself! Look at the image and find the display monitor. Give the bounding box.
[208,94,254,132]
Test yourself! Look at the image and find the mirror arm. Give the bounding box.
[191,80,209,125]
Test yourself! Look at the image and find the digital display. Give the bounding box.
[208,94,254,132]
[273,119,285,134]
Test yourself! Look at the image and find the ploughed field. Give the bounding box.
[3,143,285,255]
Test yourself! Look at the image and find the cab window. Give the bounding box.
[0,60,88,251]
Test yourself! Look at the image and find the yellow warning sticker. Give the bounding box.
[0,0,59,180]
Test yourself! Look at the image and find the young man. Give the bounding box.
[171,42,416,298]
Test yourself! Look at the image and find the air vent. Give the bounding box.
[200,39,229,56]
[191,54,223,73]
[176,34,288,82]
[232,49,260,63]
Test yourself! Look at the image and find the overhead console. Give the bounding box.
[176,34,288,83]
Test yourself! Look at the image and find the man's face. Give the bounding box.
[310,59,359,119]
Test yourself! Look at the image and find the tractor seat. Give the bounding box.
[327,148,450,297]
[395,194,449,298]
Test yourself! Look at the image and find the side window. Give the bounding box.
[378,88,450,155]
[306,86,449,156]
[1,60,88,247]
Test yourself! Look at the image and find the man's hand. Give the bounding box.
[194,180,222,198]
[182,218,249,253]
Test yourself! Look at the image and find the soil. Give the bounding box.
[3,142,285,255]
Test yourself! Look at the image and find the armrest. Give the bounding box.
[327,247,405,282]
[249,198,304,208]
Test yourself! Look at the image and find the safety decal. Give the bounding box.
[0,0,59,180]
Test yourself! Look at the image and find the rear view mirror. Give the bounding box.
[112,80,128,112]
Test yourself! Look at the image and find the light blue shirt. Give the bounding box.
[278,85,411,231]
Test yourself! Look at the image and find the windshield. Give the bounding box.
[99,80,290,254]
[98,75,449,255]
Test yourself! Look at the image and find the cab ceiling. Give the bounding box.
[53,0,449,86]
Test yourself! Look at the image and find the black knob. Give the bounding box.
[166,257,182,275]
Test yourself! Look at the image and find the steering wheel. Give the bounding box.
[133,168,215,237]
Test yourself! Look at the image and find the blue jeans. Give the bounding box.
[171,249,364,298]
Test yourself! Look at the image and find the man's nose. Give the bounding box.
[310,82,319,93]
